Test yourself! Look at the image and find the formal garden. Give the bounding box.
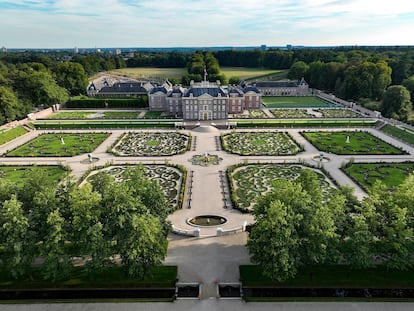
[342,162,414,190]
[302,131,406,155]
[228,164,333,211]
[84,164,185,211]
[0,126,29,145]
[221,131,302,155]
[0,165,68,185]
[231,109,270,119]
[6,133,110,157]
[111,132,190,156]
[269,108,362,119]
[262,96,339,108]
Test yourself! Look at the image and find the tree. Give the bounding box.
[381,85,412,121]
[287,61,309,80]
[39,209,70,281]
[0,195,33,278]
[0,85,24,124]
[402,76,414,104]
[54,62,88,96]
[247,199,299,281]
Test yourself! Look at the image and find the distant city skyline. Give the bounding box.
[1,0,414,49]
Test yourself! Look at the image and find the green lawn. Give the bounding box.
[0,165,68,185]
[221,67,283,80]
[0,126,28,145]
[343,162,414,190]
[102,111,141,119]
[263,96,339,108]
[6,133,110,157]
[240,265,414,288]
[381,124,414,145]
[0,266,177,289]
[47,111,97,119]
[302,131,405,155]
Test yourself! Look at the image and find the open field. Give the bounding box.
[343,162,414,190]
[263,96,339,108]
[0,165,68,185]
[107,67,283,81]
[0,126,28,145]
[302,131,405,155]
[6,133,110,157]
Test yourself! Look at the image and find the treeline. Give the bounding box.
[126,52,190,68]
[248,169,414,282]
[0,166,169,281]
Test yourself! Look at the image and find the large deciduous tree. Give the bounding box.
[54,62,88,96]
[381,85,412,121]
[287,61,309,81]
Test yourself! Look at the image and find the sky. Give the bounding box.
[1,0,414,49]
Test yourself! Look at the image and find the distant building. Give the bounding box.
[74,46,79,54]
[88,80,154,97]
[115,48,122,55]
[0,46,7,53]
[254,78,310,96]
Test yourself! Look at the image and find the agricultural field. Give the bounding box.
[302,131,405,155]
[263,96,339,108]
[85,165,184,211]
[0,126,28,145]
[229,164,333,211]
[221,132,301,156]
[112,132,190,156]
[343,162,414,190]
[0,165,68,185]
[107,67,283,82]
[6,133,110,157]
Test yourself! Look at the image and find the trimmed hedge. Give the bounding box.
[33,122,175,129]
[66,96,148,108]
[235,119,379,128]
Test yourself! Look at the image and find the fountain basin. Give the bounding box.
[187,215,227,227]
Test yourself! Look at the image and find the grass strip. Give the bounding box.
[0,126,28,145]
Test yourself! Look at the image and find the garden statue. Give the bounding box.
[346,135,350,144]
[60,137,65,145]
[88,153,93,162]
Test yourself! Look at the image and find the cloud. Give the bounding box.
[0,0,413,48]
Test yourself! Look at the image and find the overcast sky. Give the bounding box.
[1,0,414,49]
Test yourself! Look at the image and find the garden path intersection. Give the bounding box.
[1,125,414,309]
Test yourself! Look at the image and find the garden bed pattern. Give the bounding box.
[302,131,406,155]
[112,132,190,156]
[343,162,414,190]
[221,132,301,156]
[229,164,333,211]
[6,133,109,157]
[85,165,183,210]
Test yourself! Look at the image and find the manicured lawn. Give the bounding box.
[221,67,283,80]
[6,133,110,157]
[0,266,177,289]
[144,111,163,118]
[47,111,97,119]
[302,131,405,155]
[0,126,28,145]
[0,165,68,185]
[263,96,338,108]
[381,124,414,145]
[102,111,141,119]
[343,162,414,190]
[108,67,187,80]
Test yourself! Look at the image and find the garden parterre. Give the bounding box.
[112,132,190,156]
[221,131,302,156]
[229,164,334,211]
[302,131,406,155]
[85,165,184,211]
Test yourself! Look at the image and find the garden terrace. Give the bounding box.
[315,108,362,118]
[270,109,314,119]
[112,132,190,156]
[235,119,378,128]
[85,165,184,211]
[0,126,28,145]
[302,131,406,155]
[0,165,68,186]
[6,133,110,157]
[342,162,414,190]
[32,119,177,129]
[262,96,339,108]
[380,124,414,146]
[47,111,143,120]
[228,164,334,211]
[230,110,271,119]
[221,132,301,156]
